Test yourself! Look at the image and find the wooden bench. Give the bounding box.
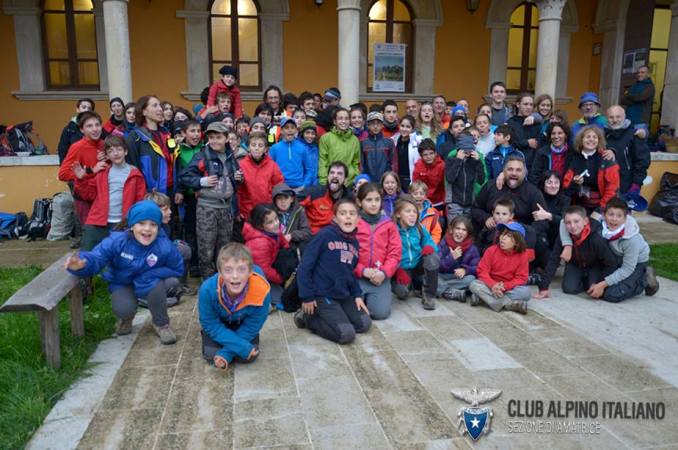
[0,253,84,369]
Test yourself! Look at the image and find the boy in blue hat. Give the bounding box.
[65,200,184,344]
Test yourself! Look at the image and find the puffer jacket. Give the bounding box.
[397,222,438,270]
[353,214,402,279]
[318,127,361,186]
[237,153,284,220]
[242,222,289,285]
[360,132,396,183]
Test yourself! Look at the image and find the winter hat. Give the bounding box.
[452,105,466,117]
[353,174,371,187]
[578,92,601,107]
[109,97,124,107]
[457,134,475,151]
[496,221,526,238]
[127,200,162,227]
[280,117,297,128]
[219,65,238,78]
[324,87,341,100]
[366,111,384,123]
[205,121,229,134]
[272,182,295,200]
[305,110,318,119]
[299,120,316,134]
[249,117,267,128]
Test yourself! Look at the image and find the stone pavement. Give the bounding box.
[63,279,678,450]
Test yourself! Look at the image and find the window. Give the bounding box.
[506,2,538,93]
[209,0,261,90]
[649,6,670,133]
[367,0,413,92]
[41,0,99,89]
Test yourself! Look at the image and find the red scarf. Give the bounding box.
[572,223,591,247]
[445,235,473,253]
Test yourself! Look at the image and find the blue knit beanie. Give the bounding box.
[127,200,162,227]
[457,134,475,150]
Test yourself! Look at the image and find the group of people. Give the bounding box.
[59,65,660,370]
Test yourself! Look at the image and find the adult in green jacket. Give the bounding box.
[319,107,360,186]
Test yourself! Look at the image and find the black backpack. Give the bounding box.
[13,212,29,238]
[26,198,52,240]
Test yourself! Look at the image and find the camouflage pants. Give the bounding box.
[196,204,233,279]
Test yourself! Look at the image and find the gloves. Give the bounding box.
[628,183,641,194]
[395,268,411,286]
[422,245,435,256]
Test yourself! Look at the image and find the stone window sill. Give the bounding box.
[0,155,60,166]
[13,91,109,101]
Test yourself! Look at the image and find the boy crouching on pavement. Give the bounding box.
[198,243,270,369]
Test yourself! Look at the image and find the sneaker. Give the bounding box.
[505,301,528,315]
[442,288,466,302]
[181,285,198,296]
[69,237,81,249]
[645,266,659,296]
[421,292,436,310]
[527,272,542,286]
[137,298,148,308]
[116,318,133,336]
[166,296,180,308]
[294,310,307,329]
[153,325,177,345]
[469,293,481,307]
[413,289,423,298]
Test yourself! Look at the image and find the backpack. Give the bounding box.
[6,121,48,155]
[47,192,74,240]
[14,212,29,238]
[26,198,52,241]
[0,125,15,156]
[0,212,17,239]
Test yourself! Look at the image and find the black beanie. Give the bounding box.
[219,65,238,78]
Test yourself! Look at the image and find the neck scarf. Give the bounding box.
[360,210,382,225]
[217,276,249,314]
[384,120,398,132]
[550,143,568,154]
[601,221,625,241]
[445,234,472,253]
[573,223,592,247]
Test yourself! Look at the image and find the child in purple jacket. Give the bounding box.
[437,215,480,302]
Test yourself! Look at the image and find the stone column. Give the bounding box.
[534,0,566,99]
[8,6,45,92]
[661,2,678,132]
[412,19,439,96]
[337,0,361,106]
[103,0,132,102]
[259,13,286,89]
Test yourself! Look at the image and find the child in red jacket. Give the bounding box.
[237,132,284,220]
[206,65,243,118]
[75,135,147,251]
[412,138,445,208]
[354,182,402,320]
[243,204,289,306]
[469,222,530,314]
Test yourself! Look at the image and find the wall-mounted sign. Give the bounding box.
[373,43,406,93]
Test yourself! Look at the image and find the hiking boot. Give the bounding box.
[181,284,198,296]
[116,318,133,336]
[505,301,528,315]
[294,310,307,329]
[137,298,148,309]
[166,296,180,308]
[69,237,81,249]
[421,292,436,310]
[153,325,177,345]
[645,266,659,296]
[442,288,466,302]
[469,293,481,307]
[527,272,542,286]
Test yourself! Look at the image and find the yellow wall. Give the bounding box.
[0,166,68,213]
[642,160,678,203]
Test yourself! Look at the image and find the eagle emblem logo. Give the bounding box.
[451,387,502,440]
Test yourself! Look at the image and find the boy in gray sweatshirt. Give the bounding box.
[559,197,659,302]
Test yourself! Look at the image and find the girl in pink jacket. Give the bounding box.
[354,182,402,319]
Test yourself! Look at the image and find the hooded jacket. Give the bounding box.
[68,230,184,297]
[242,222,288,285]
[179,145,240,212]
[413,155,446,206]
[360,131,397,182]
[74,164,147,226]
[444,150,487,207]
[175,142,204,195]
[298,137,320,186]
[318,127,361,186]
[438,234,480,276]
[604,120,650,194]
[125,127,175,194]
[298,223,362,302]
[397,222,438,270]
[198,267,270,362]
[273,183,312,245]
[353,214,402,279]
[237,153,284,220]
[269,138,313,189]
[206,79,243,117]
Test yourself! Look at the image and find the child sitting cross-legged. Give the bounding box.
[198,243,270,370]
[65,200,184,344]
[409,180,443,244]
[437,216,480,302]
[272,183,312,252]
[469,222,530,314]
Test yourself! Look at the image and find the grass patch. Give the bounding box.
[650,243,678,281]
[0,267,115,449]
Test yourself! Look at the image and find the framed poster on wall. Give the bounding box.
[373,43,406,93]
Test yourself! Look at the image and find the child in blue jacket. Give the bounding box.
[294,199,371,344]
[269,117,313,193]
[392,195,440,310]
[65,200,184,344]
[198,243,271,370]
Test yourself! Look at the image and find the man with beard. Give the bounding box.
[301,161,353,233]
[472,156,550,275]
[571,92,608,137]
[605,105,650,196]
